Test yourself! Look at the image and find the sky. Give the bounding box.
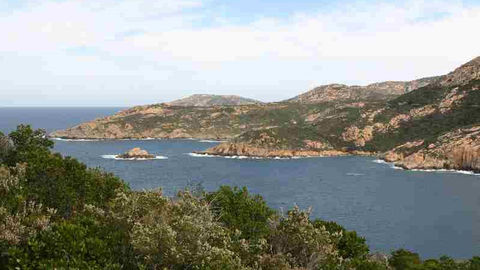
[1,0,479,106]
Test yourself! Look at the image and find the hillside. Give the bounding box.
[205,57,480,171]
[166,94,261,106]
[286,77,439,103]
[51,57,480,171]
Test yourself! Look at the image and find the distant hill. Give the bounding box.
[286,77,439,103]
[50,56,480,172]
[166,94,262,107]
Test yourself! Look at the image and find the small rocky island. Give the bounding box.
[117,148,155,159]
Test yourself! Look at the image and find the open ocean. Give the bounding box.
[1,107,479,259]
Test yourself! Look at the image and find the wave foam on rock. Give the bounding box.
[101,155,168,160]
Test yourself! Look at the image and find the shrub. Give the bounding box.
[7,216,132,269]
[313,219,369,260]
[4,125,128,217]
[389,249,421,269]
[268,206,340,268]
[111,189,245,269]
[206,186,275,241]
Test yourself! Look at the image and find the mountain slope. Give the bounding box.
[203,57,480,171]
[51,57,480,171]
[286,77,439,103]
[166,94,261,107]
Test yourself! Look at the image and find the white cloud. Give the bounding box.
[0,0,479,106]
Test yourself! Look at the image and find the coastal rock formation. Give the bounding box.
[287,77,439,103]
[341,126,374,147]
[196,143,350,158]
[384,126,480,172]
[118,148,155,159]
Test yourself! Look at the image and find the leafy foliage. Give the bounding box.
[313,219,369,260]
[206,186,275,240]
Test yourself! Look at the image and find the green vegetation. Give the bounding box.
[366,80,480,152]
[1,125,479,269]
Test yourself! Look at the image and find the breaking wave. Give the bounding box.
[188,153,305,160]
[198,139,227,143]
[52,138,101,142]
[101,155,168,160]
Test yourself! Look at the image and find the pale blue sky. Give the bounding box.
[1,0,479,106]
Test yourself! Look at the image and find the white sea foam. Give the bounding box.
[52,138,101,142]
[411,168,479,176]
[188,153,310,160]
[346,173,364,176]
[101,155,168,160]
[198,139,227,143]
[188,153,217,158]
[372,159,404,170]
[372,159,388,164]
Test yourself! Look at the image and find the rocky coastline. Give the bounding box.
[194,142,374,159]
[49,57,480,173]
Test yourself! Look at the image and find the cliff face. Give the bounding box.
[286,77,439,104]
[384,126,480,172]
[166,94,261,107]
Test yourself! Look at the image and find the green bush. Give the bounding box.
[7,215,133,269]
[206,186,275,241]
[313,219,369,260]
[4,125,128,217]
[389,249,422,269]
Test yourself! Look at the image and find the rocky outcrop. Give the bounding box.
[287,77,439,103]
[166,94,261,107]
[196,143,372,158]
[440,56,480,87]
[117,148,155,159]
[383,126,480,172]
[342,126,374,147]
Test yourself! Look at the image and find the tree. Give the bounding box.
[206,186,275,241]
[6,125,53,165]
[312,219,369,260]
[389,249,421,270]
[0,132,11,163]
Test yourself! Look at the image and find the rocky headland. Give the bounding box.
[51,57,480,172]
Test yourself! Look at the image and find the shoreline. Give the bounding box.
[373,159,480,176]
[50,136,227,142]
[51,136,480,175]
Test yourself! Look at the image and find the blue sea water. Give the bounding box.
[1,107,479,259]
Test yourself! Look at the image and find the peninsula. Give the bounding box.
[51,57,480,172]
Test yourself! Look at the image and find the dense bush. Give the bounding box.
[206,186,275,240]
[7,215,133,269]
[4,125,127,217]
[313,219,369,260]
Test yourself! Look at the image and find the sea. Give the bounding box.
[1,107,479,259]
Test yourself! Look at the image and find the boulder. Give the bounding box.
[118,148,155,159]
